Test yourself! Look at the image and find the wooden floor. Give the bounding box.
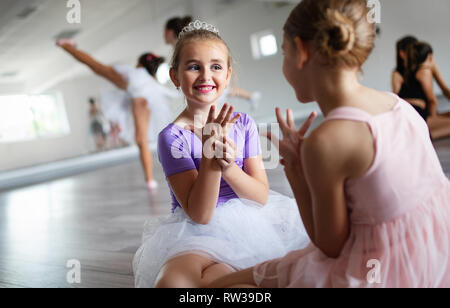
[1,125,449,288]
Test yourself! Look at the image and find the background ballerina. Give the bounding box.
[57,39,173,190]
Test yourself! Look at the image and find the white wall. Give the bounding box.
[1,0,449,172]
[214,1,317,119]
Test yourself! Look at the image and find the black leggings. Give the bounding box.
[412,105,429,121]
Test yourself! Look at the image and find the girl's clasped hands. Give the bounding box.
[188,103,241,174]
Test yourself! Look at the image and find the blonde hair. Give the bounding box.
[170,29,233,71]
[284,0,375,67]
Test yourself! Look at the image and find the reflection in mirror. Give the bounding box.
[0,93,70,143]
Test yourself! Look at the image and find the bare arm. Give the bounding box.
[282,160,315,241]
[417,68,439,116]
[58,43,128,90]
[432,64,450,100]
[168,158,222,225]
[301,134,349,258]
[300,122,374,258]
[392,71,404,94]
[220,156,269,205]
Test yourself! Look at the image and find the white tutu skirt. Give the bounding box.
[100,87,172,143]
[132,190,311,288]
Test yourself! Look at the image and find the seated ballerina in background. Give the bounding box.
[132,20,311,288]
[393,36,450,104]
[394,40,450,140]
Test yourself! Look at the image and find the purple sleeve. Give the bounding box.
[244,114,262,159]
[158,126,197,178]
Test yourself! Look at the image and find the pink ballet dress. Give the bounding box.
[253,96,450,288]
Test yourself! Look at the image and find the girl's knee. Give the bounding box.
[155,271,198,288]
[155,254,214,288]
[201,263,235,285]
[135,136,148,148]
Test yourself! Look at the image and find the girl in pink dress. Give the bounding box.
[210,0,450,288]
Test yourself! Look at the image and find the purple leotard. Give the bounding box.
[157,113,261,213]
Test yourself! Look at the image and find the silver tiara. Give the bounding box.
[179,20,220,38]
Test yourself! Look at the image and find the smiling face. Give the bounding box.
[170,39,232,107]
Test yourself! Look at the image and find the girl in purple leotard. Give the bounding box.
[132,21,311,288]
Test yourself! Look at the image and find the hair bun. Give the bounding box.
[316,9,356,57]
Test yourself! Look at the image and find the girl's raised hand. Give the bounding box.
[208,103,241,137]
[189,104,241,160]
[264,108,317,169]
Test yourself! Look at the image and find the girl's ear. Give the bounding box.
[294,37,309,69]
[169,68,180,87]
[226,66,233,86]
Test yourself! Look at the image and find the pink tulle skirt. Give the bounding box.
[254,180,450,288]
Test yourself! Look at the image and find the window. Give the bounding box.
[0,93,71,143]
[251,30,278,60]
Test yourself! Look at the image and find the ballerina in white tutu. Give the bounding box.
[132,21,311,288]
[57,39,173,190]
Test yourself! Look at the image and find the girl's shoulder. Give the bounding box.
[158,123,189,145]
[233,112,255,129]
[304,120,374,179]
[392,70,404,79]
[416,66,433,80]
[309,119,364,146]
